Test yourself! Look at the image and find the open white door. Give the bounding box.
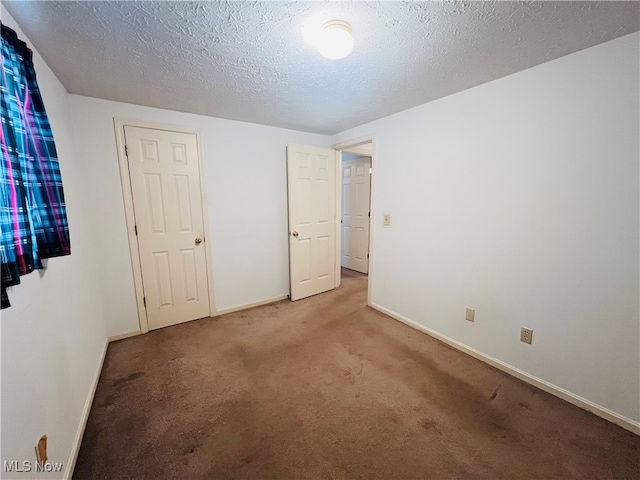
[287,144,337,301]
[341,156,371,274]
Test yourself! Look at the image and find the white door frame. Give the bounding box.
[114,117,216,334]
[332,134,376,307]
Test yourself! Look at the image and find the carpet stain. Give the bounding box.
[489,384,502,401]
[107,371,146,393]
[420,418,443,436]
[184,443,202,455]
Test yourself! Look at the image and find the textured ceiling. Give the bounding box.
[3,1,639,135]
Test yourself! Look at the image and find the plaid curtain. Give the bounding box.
[1,23,70,309]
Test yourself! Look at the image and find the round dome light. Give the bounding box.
[316,20,354,60]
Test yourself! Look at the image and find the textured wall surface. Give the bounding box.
[4,1,639,134]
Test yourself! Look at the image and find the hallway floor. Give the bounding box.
[74,269,639,479]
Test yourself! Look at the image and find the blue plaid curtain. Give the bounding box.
[1,23,70,309]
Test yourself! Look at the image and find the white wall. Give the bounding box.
[0,7,108,479]
[68,96,330,337]
[333,32,640,424]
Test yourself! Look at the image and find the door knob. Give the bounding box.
[291,231,299,238]
[195,237,202,245]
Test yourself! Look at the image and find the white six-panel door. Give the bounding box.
[287,144,337,301]
[125,126,210,330]
[341,156,371,274]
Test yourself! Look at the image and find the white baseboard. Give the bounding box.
[214,294,289,316]
[108,330,141,343]
[63,337,109,480]
[370,302,640,436]
[108,295,290,340]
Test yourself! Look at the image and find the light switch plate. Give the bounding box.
[465,308,475,322]
[383,212,391,227]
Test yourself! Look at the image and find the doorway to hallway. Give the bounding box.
[285,137,375,305]
[340,151,372,275]
[337,140,373,290]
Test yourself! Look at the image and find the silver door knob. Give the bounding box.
[195,237,202,245]
[291,231,299,238]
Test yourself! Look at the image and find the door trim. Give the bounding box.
[113,117,216,334]
[332,135,376,307]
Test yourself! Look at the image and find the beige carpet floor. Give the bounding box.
[74,268,639,479]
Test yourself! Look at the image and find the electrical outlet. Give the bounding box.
[465,308,475,322]
[383,212,391,227]
[520,327,533,344]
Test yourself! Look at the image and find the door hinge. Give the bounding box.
[368,212,371,217]
[367,253,370,259]
[143,297,146,308]
[124,144,129,157]
[134,225,137,236]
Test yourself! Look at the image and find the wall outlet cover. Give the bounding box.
[465,308,475,322]
[520,327,533,344]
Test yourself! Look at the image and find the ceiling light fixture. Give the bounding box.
[315,20,354,60]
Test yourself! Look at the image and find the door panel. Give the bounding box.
[341,156,371,274]
[125,126,210,330]
[288,144,337,301]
